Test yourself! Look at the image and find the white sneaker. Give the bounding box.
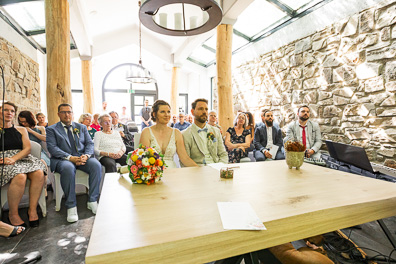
[87,201,98,214]
[67,207,79,223]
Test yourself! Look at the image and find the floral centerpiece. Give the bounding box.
[284,140,306,170]
[126,144,166,184]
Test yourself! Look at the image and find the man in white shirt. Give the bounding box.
[284,105,322,159]
[253,109,285,161]
[182,98,228,165]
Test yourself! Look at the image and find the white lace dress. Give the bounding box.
[148,127,177,168]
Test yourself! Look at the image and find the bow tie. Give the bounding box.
[198,128,208,133]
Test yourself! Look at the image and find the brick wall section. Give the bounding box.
[0,36,41,116]
[231,2,396,164]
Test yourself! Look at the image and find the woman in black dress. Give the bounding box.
[224,112,252,163]
[0,102,46,228]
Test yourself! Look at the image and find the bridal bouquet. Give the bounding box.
[127,144,166,185]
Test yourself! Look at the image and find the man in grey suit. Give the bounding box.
[46,104,101,223]
[284,105,322,159]
[182,98,228,165]
[254,109,285,161]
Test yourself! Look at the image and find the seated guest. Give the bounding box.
[254,109,285,161]
[187,114,194,124]
[207,110,222,134]
[0,102,46,228]
[224,112,251,163]
[35,112,48,128]
[244,111,255,151]
[79,113,97,140]
[174,112,191,131]
[285,105,322,159]
[109,111,134,153]
[46,104,101,223]
[183,98,228,165]
[0,221,25,237]
[94,114,127,173]
[119,106,131,124]
[169,114,177,128]
[90,113,101,132]
[18,110,50,166]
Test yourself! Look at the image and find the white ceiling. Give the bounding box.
[71,0,253,65]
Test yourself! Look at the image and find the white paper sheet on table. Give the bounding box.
[217,202,266,230]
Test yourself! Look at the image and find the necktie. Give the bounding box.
[300,125,306,147]
[198,128,208,133]
[65,125,78,156]
[146,108,148,113]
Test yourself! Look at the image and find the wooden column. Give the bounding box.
[82,60,94,114]
[45,0,71,125]
[216,24,234,134]
[170,66,180,116]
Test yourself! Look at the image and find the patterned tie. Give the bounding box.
[300,125,306,147]
[65,125,78,156]
[198,128,208,133]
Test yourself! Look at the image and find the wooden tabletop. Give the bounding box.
[86,161,396,264]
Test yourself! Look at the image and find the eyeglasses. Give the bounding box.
[59,111,73,115]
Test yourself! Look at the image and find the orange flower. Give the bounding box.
[135,159,142,166]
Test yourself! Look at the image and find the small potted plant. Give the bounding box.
[284,140,306,169]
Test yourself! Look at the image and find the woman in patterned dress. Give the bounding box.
[0,102,46,228]
[224,112,252,163]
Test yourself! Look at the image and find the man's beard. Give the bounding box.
[299,115,309,121]
[195,114,207,123]
[265,120,273,126]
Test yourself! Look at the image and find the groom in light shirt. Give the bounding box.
[182,98,228,166]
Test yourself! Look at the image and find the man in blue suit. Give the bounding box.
[254,109,285,161]
[46,104,101,223]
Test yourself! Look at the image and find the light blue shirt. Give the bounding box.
[174,121,191,131]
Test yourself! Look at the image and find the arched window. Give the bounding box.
[102,63,158,127]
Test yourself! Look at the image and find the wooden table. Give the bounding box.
[85,161,396,264]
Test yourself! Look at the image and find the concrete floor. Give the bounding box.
[1,190,396,264]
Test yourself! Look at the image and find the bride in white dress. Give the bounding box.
[140,100,197,168]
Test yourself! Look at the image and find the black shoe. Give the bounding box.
[8,217,27,228]
[27,213,39,228]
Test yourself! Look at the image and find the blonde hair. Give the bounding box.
[78,113,93,123]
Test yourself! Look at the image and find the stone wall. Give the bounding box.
[0,36,40,115]
[231,2,396,164]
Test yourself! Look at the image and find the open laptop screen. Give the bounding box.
[325,140,374,173]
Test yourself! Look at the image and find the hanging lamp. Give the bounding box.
[126,1,156,83]
[139,0,222,36]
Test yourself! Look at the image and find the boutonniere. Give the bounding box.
[207,132,217,143]
[0,127,3,134]
[118,123,123,128]
[73,128,80,138]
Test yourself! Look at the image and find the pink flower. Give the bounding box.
[130,165,138,175]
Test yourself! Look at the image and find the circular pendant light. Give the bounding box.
[126,1,156,83]
[139,0,223,36]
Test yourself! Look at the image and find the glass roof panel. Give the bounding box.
[188,46,215,65]
[31,33,46,48]
[233,0,287,38]
[232,34,249,52]
[3,1,45,32]
[203,36,216,50]
[280,0,320,10]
